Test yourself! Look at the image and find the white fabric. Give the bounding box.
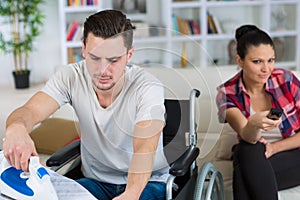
[41,61,169,184]
[0,152,96,200]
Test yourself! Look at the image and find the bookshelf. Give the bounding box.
[59,0,104,65]
[161,0,300,70]
[59,0,300,70]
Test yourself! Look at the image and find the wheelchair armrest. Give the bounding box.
[46,139,81,167]
[169,146,199,177]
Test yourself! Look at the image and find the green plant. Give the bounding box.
[0,0,45,74]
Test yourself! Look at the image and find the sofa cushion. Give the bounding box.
[216,124,238,160]
[30,118,80,154]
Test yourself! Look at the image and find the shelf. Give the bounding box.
[275,61,297,69]
[64,6,100,13]
[206,1,265,7]
[172,2,202,8]
[134,36,169,44]
[270,30,297,37]
[58,0,300,70]
[66,41,82,48]
[270,0,299,5]
[205,34,234,40]
[170,35,202,42]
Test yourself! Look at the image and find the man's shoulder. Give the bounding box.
[53,61,87,82]
[62,60,86,74]
[126,64,162,83]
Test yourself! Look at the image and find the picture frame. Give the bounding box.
[112,0,147,14]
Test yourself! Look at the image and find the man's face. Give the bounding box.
[82,33,133,91]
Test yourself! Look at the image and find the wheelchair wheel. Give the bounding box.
[205,170,224,200]
[193,162,224,200]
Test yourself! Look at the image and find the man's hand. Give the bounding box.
[3,123,38,171]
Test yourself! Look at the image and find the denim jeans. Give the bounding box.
[76,178,166,200]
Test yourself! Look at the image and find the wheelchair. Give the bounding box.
[46,89,224,200]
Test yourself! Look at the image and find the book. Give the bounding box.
[68,0,73,6]
[182,19,191,35]
[192,20,201,35]
[66,21,79,41]
[207,14,217,34]
[188,20,194,35]
[67,48,75,63]
[212,15,223,34]
[72,25,83,41]
[74,0,80,6]
[176,17,184,35]
[177,17,190,35]
[172,15,179,35]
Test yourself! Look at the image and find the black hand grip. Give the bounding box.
[46,140,80,167]
[169,146,200,177]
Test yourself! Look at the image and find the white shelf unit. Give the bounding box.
[59,0,105,65]
[157,0,300,70]
[59,0,300,70]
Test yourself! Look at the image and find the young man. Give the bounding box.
[3,10,169,200]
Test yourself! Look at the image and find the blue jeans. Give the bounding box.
[76,178,166,200]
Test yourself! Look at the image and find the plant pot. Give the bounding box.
[12,70,30,89]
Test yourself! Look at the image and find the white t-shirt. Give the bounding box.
[41,61,170,184]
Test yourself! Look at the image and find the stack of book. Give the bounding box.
[172,14,201,36]
[68,48,82,63]
[66,21,84,41]
[207,12,223,34]
[172,12,223,36]
[67,0,98,6]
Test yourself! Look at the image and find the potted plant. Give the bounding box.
[0,0,45,89]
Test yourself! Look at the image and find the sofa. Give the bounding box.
[144,67,300,200]
[31,66,300,199]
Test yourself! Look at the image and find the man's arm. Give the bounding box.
[4,91,60,171]
[113,120,164,200]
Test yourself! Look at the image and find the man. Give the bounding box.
[3,10,169,200]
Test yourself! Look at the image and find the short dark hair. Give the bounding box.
[235,24,274,59]
[83,10,133,51]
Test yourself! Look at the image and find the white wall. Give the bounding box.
[0,1,61,85]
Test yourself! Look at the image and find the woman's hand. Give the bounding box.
[249,111,282,132]
[259,137,277,158]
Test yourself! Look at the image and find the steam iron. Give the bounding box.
[0,156,58,200]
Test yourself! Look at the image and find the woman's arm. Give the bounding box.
[264,132,300,158]
[226,107,280,144]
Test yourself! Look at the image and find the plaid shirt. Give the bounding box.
[216,68,300,138]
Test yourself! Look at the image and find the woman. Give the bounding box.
[216,24,300,200]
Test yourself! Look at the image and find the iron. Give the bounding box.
[0,156,58,200]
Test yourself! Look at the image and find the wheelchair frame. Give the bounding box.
[46,89,224,200]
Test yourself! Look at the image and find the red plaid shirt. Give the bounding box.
[216,68,300,138]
